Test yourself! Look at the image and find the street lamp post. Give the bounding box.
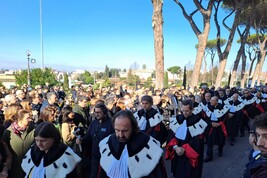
[26,50,36,87]
[26,50,31,87]
[94,71,97,85]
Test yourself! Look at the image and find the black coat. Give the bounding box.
[242,95,261,119]
[82,116,114,178]
[167,114,205,178]
[136,108,168,145]
[227,100,243,138]
[206,104,227,146]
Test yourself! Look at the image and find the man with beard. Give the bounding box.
[166,100,207,178]
[133,95,167,145]
[248,112,267,177]
[98,110,167,178]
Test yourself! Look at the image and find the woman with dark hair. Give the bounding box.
[21,122,81,178]
[37,106,56,124]
[61,111,77,148]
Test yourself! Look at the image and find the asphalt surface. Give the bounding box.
[164,131,250,178]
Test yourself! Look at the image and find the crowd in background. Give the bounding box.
[0,83,267,178]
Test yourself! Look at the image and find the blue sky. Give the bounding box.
[0,0,245,72]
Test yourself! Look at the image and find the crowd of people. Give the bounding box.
[0,83,267,178]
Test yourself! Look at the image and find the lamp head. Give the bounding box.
[31,59,36,63]
[26,50,31,57]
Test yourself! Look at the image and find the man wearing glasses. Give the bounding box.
[76,103,114,178]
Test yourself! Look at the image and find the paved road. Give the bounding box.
[164,131,251,178]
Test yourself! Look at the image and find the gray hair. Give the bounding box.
[4,94,16,105]
[46,92,57,100]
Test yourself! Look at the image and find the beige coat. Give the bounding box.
[61,122,76,147]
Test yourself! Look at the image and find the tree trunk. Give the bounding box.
[230,46,244,87]
[264,72,267,84]
[257,41,267,85]
[214,0,244,89]
[152,0,164,89]
[211,55,215,86]
[230,25,249,88]
[257,50,267,85]
[240,50,247,88]
[216,58,227,88]
[173,0,214,91]
[251,38,267,87]
[190,34,209,91]
[251,57,261,87]
[202,55,207,83]
[249,58,256,78]
[230,48,242,87]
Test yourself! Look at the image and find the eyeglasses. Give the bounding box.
[94,111,103,114]
[249,130,255,134]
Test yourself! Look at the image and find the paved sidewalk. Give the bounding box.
[164,132,250,178]
[202,133,250,178]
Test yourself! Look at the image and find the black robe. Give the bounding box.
[82,116,115,178]
[242,95,261,119]
[218,95,227,106]
[193,102,204,120]
[205,104,228,146]
[134,108,167,145]
[166,114,207,178]
[227,100,244,139]
[22,143,80,178]
[98,132,167,178]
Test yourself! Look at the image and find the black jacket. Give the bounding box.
[82,116,114,159]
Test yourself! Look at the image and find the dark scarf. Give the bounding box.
[11,122,26,136]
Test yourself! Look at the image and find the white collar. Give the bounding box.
[134,112,163,128]
[169,116,207,138]
[99,135,163,178]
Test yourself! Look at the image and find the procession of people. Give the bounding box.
[1,83,267,178]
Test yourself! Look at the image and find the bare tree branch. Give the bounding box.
[173,0,201,36]
[214,2,222,57]
[222,10,235,32]
[189,9,199,17]
[193,0,205,13]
